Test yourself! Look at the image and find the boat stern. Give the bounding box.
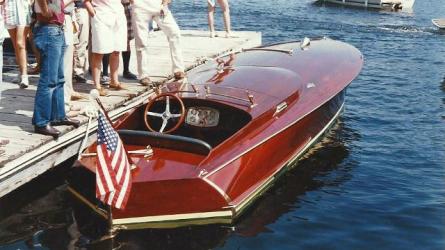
[67,165,234,230]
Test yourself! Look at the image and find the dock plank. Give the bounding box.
[0,30,261,197]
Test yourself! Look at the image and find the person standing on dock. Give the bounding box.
[72,0,89,83]
[131,0,185,86]
[32,0,80,138]
[63,0,86,109]
[2,0,32,88]
[207,0,232,38]
[84,0,127,96]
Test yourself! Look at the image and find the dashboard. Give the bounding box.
[185,107,220,128]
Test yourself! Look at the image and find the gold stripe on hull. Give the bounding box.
[112,210,233,230]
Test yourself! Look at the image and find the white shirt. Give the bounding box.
[91,0,123,12]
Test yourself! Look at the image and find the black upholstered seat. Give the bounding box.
[118,130,212,155]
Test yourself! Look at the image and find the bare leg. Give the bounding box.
[91,53,103,89]
[8,27,29,75]
[207,4,216,37]
[109,51,120,85]
[218,0,231,35]
[7,29,19,74]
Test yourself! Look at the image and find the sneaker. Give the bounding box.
[19,75,29,89]
[73,74,87,83]
[123,71,138,80]
[174,71,186,80]
[12,75,20,84]
[100,75,110,85]
[139,77,151,86]
[225,31,234,38]
[210,32,216,38]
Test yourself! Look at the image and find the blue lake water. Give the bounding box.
[1,0,444,249]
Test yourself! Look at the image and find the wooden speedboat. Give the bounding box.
[68,37,363,230]
[318,0,415,9]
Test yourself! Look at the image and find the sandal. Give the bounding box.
[96,87,108,97]
[70,92,87,101]
[109,82,128,90]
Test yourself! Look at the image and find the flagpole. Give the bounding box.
[90,90,115,127]
[92,89,138,164]
[90,90,130,238]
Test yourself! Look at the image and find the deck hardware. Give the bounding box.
[191,84,197,93]
[274,102,288,116]
[199,169,208,177]
[306,82,316,88]
[81,146,153,158]
[221,205,236,209]
[154,85,162,95]
[300,37,311,50]
[246,91,256,108]
[202,86,257,108]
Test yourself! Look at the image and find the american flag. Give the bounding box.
[96,112,132,209]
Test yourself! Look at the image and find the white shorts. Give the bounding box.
[91,9,127,54]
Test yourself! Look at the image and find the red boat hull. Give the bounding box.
[68,38,363,229]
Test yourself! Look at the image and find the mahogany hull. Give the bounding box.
[68,38,363,229]
[69,90,346,229]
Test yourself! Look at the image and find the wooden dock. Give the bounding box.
[0,30,261,198]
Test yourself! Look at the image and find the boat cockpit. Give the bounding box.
[117,85,253,156]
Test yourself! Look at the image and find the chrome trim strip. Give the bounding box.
[274,102,288,116]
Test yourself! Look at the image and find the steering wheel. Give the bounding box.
[144,93,185,133]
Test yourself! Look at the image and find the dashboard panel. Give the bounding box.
[185,107,220,128]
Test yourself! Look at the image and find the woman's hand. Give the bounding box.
[41,8,52,17]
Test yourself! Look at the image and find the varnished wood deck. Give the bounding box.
[0,30,261,197]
